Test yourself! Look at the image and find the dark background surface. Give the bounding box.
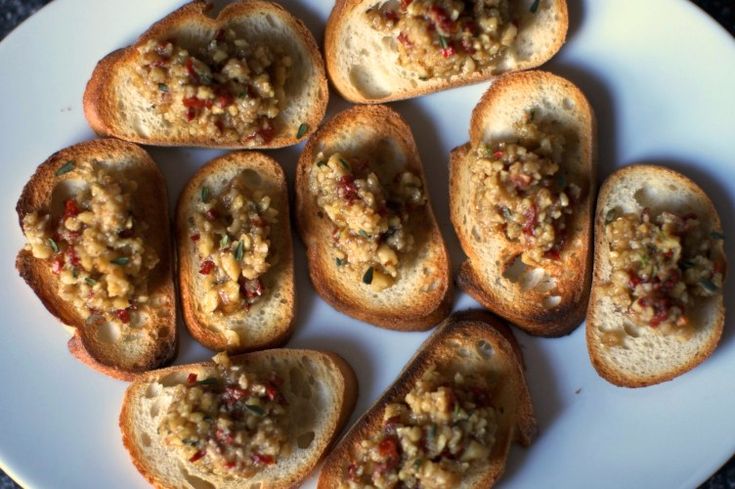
[0,0,733,488]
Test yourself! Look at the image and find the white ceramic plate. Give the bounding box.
[1,0,734,487]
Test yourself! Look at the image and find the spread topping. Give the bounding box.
[136,28,291,143]
[161,352,289,476]
[190,173,277,316]
[312,152,425,290]
[472,113,580,265]
[344,368,497,489]
[22,160,158,325]
[605,210,725,332]
[367,0,518,80]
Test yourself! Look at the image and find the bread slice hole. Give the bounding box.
[503,255,557,292]
[289,367,311,399]
[240,169,262,188]
[248,483,262,489]
[457,347,470,358]
[160,372,188,387]
[623,321,641,338]
[140,433,152,447]
[95,321,121,344]
[150,401,160,418]
[180,465,215,489]
[296,431,315,449]
[476,340,493,359]
[144,383,161,398]
[349,65,390,100]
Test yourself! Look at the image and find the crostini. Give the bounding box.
[318,311,536,489]
[295,104,452,331]
[325,0,568,103]
[16,139,175,380]
[84,0,327,149]
[120,349,357,489]
[176,151,294,353]
[587,165,726,387]
[450,70,596,336]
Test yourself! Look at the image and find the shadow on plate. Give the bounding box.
[544,61,618,185]
[393,98,467,277]
[500,328,566,484]
[563,0,586,43]
[288,329,377,423]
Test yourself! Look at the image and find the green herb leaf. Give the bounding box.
[200,186,210,203]
[359,229,370,239]
[681,259,695,269]
[72,267,79,278]
[296,122,309,139]
[710,231,725,240]
[182,438,199,447]
[556,173,567,189]
[55,161,75,176]
[220,234,230,249]
[112,256,130,266]
[158,83,169,93]
[701,278,719,292]
[197,378,218,386]
[414,459,423,470]
[362,266,374,285]
[530,0,541,13]
[85,277,97,286]
[336,257,346,266]
[339,158,351,171]
[245,404,265,416]
[438,35,449,49]
[234,240,244,261]
[47,238,59,253]
[316,160,327,167]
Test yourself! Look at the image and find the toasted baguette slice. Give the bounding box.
[450,70,596,336]
[15,139,175,380]
[295,105,452,331]
[318,311,536,488]
[325,0,567,103]
[84,0,327,149]
[176,151,295,353]
[120,349,357,489]
[587,165,726,387]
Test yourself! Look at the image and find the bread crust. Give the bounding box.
[83,0,328,149]
[586,164,726,387]
[15,139,176,380]
[317,311,537,488]
[119,349,358,489]
[450,70,596,336]
[325,0,568,103]
[295,104,453,331]
[176,151,295,353]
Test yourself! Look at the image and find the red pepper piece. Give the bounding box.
[205,209,219,221]
[377,437,400,464]
[185,57,200,84]
[115,309,131,324]
[338,175,359,203]
[397,32,412,47]
[51,255,65,274]
[64,199,80,219]
[189,450,205,463]
[522,204,538,236]
[190,233,201,242]
[215,428,234,445]
[187,373,197,384]
[251,453,275,465]
[441,45,456,58]
[199,260,215,275]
